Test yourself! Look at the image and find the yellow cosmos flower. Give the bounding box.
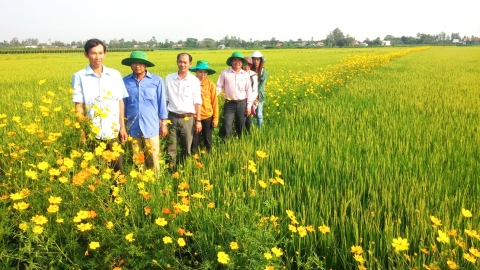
[264,252,273,260]
[125,233,135,242]
[271,247,283,257]
[436,230,450,244]
[37,161,49,171]
[19,222,28,231]
[155,217,168,227]
[63,158,74,169]
[32,225,44,234]
[77,222,93,232]
[89,241,100,250]
[56,218,64,223]
[392,237,409,252]
[469,247,480,257]
[230,241,239,250]
[462,208,473,218]
[256,150,268,158]
[48,196,62,204]
[31,214,48,225]
[58,176,69,183]
[48,168,61,177]
[258,180,267,188]
[177,238,186,247]
[191,192,205,199]
[207,202,215,208]
[217,251,230,264]
[430,216,442,226]
[297,226,307,237]
[106,221,114,230]
[446,259,458,269]
[353,254,365,264]
[25,170,38,180]
[13,202,30,210]
[10,192,26,201]
[463,253,476,264]
[319,225,330,234]
[464,229,480,240]
[38,79,46,85]
[47,204,60,213]
[83,152,94,161]
[288,224,297,232]
[265,266,274,270]
[351,245,363,255]
[163,236,173,244]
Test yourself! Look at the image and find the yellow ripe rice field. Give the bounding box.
[0,46,479,269]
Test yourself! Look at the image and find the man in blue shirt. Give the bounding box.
[122,51,168,175]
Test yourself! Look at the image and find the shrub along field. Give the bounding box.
[0,46,479,269]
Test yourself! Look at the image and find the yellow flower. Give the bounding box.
[75,210,90,220]
[177,238,186,247]
[77,222,93,232]
[191,192,205,199]
[353,254,365,264]
[48,168,61,177]
[271,247,283,257]
[436,230,450,244]
[461,208,473,218]
[83,152,94,161]
[13,202,30,210]
[264,252,273,260]
[469,247,480,257]
[125,233,135,242]
[47,204,59,213]
[163,236,173,244]
[258,180,267,188]
[25,170,38,180]
[48,196,62,204]
[217,251,230,264]
[37,161,49,171]
[31,214,48,225]
[10,192,26,200]
[32,225,44,234]
[430,216,442,226]
[274,169,282,175]
[463,253,476,264]
[297,226,307,237]
[38,79,46,85]
[106,221,114,230]
[288,224,297,233]
[207,202,215,208]
[19,222,28,231]
[89,241,100,250]
[58,176,69,183]
[63,158,74,169]
[230,241,239,250]
[392,237,409,252]
[56,218,64,223]
[265,266,274,270]
[256,150,268,158]
[446,259,458,269]
[351,245,363,255]
[155,217,168,227]
[464,229,480,240]
[319,225,330,234]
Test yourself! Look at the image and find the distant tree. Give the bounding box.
[185,37,198,48]
[200,38,216,49]
[10,37,20,46]
[372,37,382,45]
[270,37,278,46]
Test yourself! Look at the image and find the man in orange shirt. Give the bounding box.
[189,60,218,153]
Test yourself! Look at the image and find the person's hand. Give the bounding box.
[245,108,251,117]
[212,122,218,128]
[119,127,128,143]
[195,121,202,133]
[160,124,168,137]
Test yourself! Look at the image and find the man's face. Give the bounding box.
[196,70,208,82]
[84,44,105,68]
[177,54,191,73]
[231,58,243,71]
[130,62,146,76]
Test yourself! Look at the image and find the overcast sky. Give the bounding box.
[1,0,478,44]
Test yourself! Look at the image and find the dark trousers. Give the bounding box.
[167,114,194,166]
[222,99,247,139]
[192,117,213,153]
[90,138,124,174]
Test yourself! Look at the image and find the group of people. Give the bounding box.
[72,38,268,174]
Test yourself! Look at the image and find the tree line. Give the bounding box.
[1,28,479,49]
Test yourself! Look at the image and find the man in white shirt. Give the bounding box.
[72,38,129,174]
[165,53,202,170]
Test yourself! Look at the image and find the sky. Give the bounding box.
[1,0,479,44]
